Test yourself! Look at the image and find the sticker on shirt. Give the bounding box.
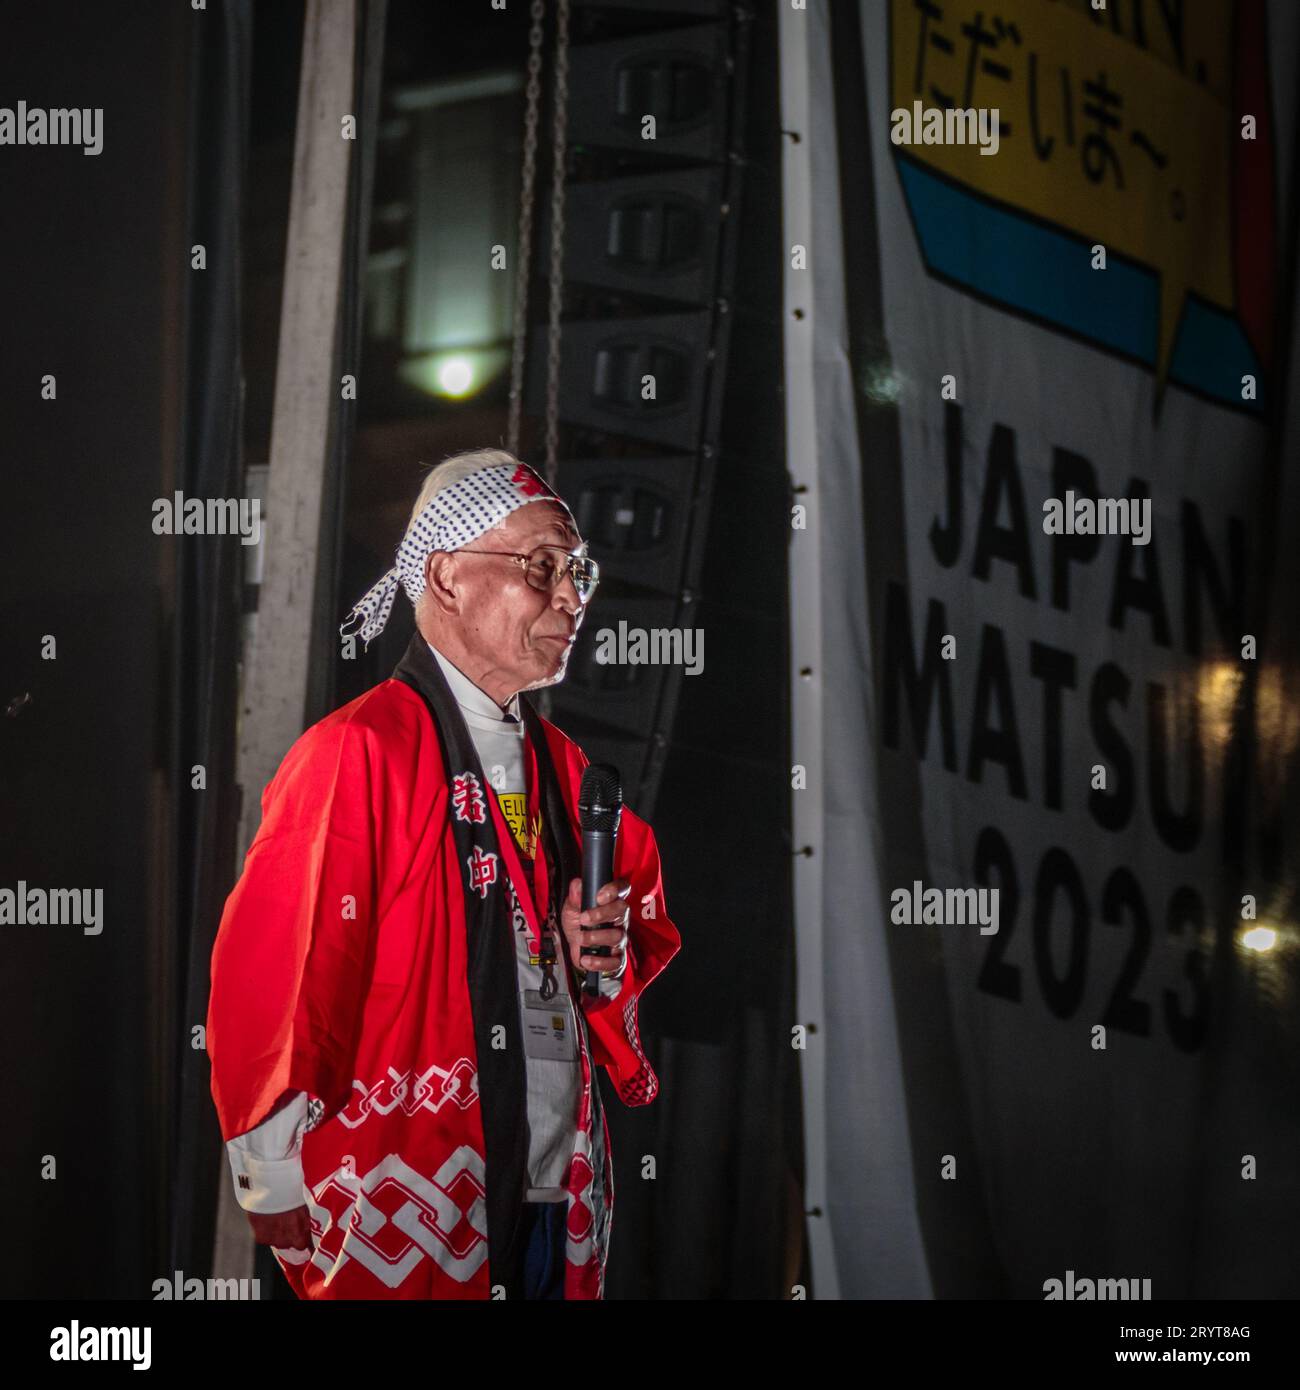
[522,989,577,1062]
[497,791,540,859]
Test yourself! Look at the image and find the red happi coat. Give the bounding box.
[207,640,680,1299]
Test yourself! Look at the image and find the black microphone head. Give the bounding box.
[579,763,622,833]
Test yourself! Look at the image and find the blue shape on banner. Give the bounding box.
[895,157,1265,415]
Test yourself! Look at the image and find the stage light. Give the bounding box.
[1240,925,1278,953]
[398,346,510,400]
[438,355,474,396]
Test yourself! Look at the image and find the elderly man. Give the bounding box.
[207,449,680,1301]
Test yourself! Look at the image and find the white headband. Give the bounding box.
[340,461,576,648]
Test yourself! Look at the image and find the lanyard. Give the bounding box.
[483,733,562,1000]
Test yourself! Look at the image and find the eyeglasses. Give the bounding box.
[455,544,600,602]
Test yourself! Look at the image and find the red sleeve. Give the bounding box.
[207,714,380,1141]
[580,803,681,1106]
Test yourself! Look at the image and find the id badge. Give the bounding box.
[522,989,577,1062]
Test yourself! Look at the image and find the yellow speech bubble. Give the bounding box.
[889,0,1236,398]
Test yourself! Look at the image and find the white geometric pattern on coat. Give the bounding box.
[336,1060,479,1129]
[305,1147,489,1289]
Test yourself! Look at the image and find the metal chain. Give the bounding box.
[543,0,571,487]
[506,0,546,459]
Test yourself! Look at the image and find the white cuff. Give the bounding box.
[225,1148,307,1214]
[226,1091,312,1213]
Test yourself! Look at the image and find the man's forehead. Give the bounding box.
[511,501,581,547]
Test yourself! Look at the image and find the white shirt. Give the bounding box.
[224,643,623,1212]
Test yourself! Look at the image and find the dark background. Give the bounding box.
[0,0,799,1299]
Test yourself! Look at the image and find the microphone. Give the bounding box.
[578,763,622,995]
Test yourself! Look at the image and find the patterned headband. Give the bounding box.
[340,461,576,648]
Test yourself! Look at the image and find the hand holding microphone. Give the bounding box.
[561,875,630,993]
[561,763,628,995]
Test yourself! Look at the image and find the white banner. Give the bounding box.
[789,0,1300,1299]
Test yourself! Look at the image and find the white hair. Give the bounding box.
[405,447,524,535]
